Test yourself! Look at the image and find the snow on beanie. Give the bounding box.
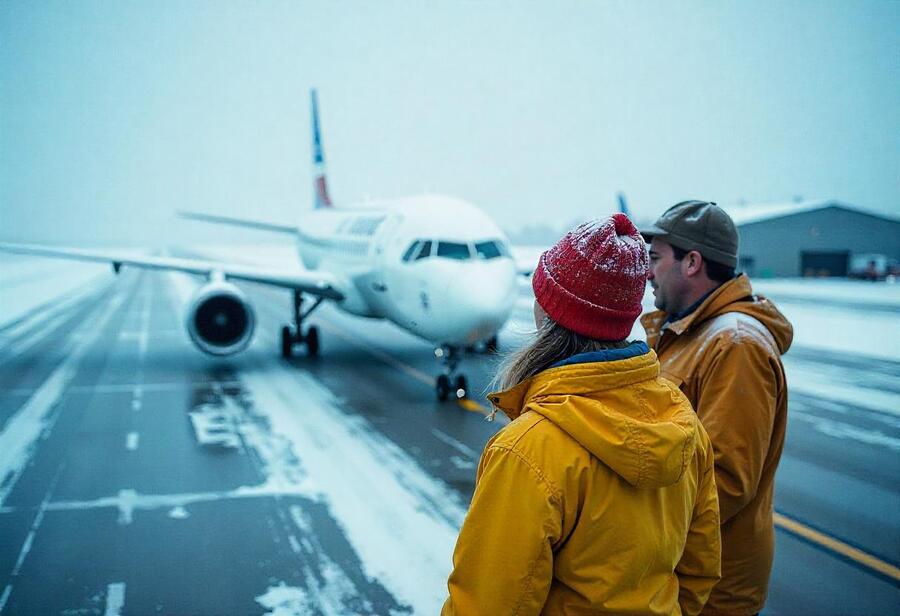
[532,213,649,341]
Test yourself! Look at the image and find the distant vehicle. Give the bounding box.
[848,253,899,281]
[0,90,519,400]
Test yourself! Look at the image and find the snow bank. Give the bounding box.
[0,254,112,328]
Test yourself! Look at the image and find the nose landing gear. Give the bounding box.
[281,290,324,358]
[434,345,468,401]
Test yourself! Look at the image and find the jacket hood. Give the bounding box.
[489,348,699,488]
[644,274,793,355]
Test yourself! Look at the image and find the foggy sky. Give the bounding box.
[1,1,898,246]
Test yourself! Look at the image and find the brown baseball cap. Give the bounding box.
[640,200,738,268]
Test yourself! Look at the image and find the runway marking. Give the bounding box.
[104,582,126,616]
[773,511,900,583]
[117,489,137,525]
[0,485,306,517]
[431,428,480,459]
[0,585,11,613]
[138,291,150,359]
[6,381,239,397]
[791,410,900,451]
[125,432,139,451]
[456,398,490,415]
[2,464,64,613]
[310,320,493,416]
[0,292,126,505]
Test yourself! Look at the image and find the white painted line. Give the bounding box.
[0,584,12,613]
[8,381,240,397]
[0,293,125,505]
[10,531,34,577]
[131,398,142,412]
[139,296,151,359]
[791,411,900,451]
[6,466,60,595]
[117,489,137,525]
[2,484,308,517]
[104,582,126,616]
[125,432,139,451]
[430,428,480,460]
[189,401,241,449]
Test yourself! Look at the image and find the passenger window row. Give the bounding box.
[401,239,510,262]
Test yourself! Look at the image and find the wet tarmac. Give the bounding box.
[0,269,898,614]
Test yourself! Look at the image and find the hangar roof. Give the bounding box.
[723,200,900,226]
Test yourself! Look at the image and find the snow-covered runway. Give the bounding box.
[0,253,898,614]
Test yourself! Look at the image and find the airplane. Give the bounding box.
[0,89,519,401]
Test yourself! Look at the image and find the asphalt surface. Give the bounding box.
[0,269,898,615]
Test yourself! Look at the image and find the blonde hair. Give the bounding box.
[493,318,630,392]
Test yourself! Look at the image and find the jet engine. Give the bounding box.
[185,281,256,356]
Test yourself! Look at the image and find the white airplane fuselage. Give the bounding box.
[294,194,518,347]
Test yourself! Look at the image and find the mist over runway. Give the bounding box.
[0,253,898,615]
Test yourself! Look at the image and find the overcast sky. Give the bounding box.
[1,1,898,245]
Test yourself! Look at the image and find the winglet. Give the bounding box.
[311,89,333,209]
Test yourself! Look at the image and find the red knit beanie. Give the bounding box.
[532,213,648,341]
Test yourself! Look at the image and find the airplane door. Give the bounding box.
[369,216,403,310]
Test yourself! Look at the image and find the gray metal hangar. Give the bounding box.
[723,200,900,278]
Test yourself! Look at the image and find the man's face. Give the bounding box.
[648,238,688,315]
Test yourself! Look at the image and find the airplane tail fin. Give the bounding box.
[311,89,333,209]
[616,192,630,217]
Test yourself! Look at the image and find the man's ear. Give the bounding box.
[683,250,705,277]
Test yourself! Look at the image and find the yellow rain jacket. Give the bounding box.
[641,274,793,615]
[443,345,721,616]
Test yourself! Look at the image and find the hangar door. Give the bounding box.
[801,251,849,277]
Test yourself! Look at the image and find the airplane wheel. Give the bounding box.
[306,326,320,357]
[281,326,293,358]
[436,374,451,401]
[454,375,468,399]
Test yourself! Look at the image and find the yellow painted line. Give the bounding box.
[773,512,900,582]
[456,398,489,415]
[315,320,496,417]
[315,321,434,386]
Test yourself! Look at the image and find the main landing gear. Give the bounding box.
[434,345,468,401]
[281,290,324,358]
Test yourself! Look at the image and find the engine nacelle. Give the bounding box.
[185,281,256,356]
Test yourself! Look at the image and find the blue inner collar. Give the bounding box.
[549,341,650,369]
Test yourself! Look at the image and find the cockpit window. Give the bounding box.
[474,240,509,260]
[414,240,433,261]
[436,242,472,260]
[401,241,421,262]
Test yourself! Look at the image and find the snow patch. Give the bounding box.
[240,364,463,614]
[256,583,310,616]
[167,506,189,519]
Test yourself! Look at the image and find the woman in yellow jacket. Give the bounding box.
[443,214,721,616]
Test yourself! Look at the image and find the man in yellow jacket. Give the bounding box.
[443,214,721,615]
[641,201,793,615]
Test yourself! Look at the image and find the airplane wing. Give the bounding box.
[177,211,299,235]
[0,243,345,300]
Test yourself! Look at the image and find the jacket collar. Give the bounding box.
[488,345,659,421]
[648,273,754,337]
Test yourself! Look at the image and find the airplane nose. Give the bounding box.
[445,262,517,342]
